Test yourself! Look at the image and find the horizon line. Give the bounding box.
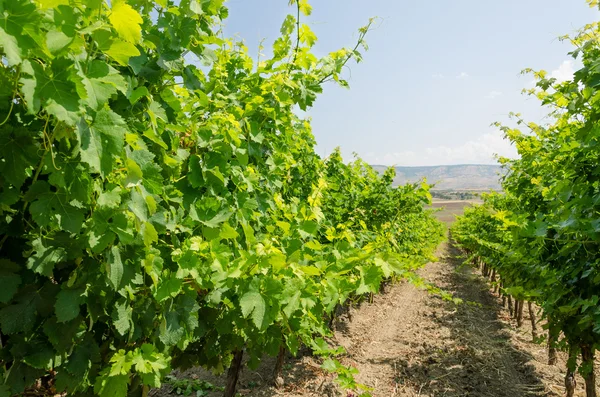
[370,163,502,168]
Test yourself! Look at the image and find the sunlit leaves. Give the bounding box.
[240,290,266,329]
[20,59,80,124]
[105,40,141,66]
[0,0,446,395]
[299,25,317,47]
[109,0,143,43]
[27,181,85,233]
[26,237,67,277]
[453,26,600,374]
[0,26,22,65]
[76,108,127,176]
[79,61,127,110]
[106,246,124,290]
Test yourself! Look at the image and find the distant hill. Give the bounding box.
[371,164,504,190]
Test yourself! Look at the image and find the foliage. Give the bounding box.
[164,376,222,397]
[0,0,444,395]
[452,2,600,380]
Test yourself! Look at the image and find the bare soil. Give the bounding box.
[151,240,598,397]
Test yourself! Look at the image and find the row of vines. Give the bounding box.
[452,2,600,396]
[0,0,444,396]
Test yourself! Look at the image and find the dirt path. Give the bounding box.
[154,240,594,397]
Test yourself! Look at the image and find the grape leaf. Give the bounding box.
[112,300,132,336]
[55,289,84,323]
[28,181,85,233]
[109,0,143,43]
[240,291,266,329]
[155,277,182,302]
[106,246,124,290]
[80,60,127,110]
[0,125,37,189]
[27,237,67,277]
[94,373,128,397]
[0,298,37,334]
[0,26,22,65]
[76,108,127,176]
[0,260,21,304]
[20,58,80,124]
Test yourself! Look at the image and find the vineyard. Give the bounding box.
[451,4,600,395]
[0,0,446,396]
[1,0,600,396]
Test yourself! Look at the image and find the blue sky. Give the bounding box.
[222,1,599,166]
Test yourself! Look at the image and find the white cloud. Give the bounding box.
[485,90,502,99]
[365,130,517,166]
[456,72,469,79]
[551,60,574,83]
[432,73,444,79]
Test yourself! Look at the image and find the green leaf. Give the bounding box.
[27,237,67,277]
[159,311,185,346]
[80,60,127,110]
[109,0,143,43]
[155,277,182,302]
[105,40,140,66]
[129,86,149,104]
[283,290,301,318]
[0,26,22,65]
[98,187,122,209]
[142,221,158,247]
[112,300,132,336]
[219,223,239,239]
[77,108,127,176]
[0,260,21,304]
[299,24,317,47]
[20,58,80,124]
[0,299,37,334]
[202,209,233,228]
[23,347,55,369]
[28,181,85,233]
[55,289,84,323]
[0,385,11,397]
[37,0,70,8]
[240,291,266,328]
[298,0,312,15]
[0,126,36,189]
[46,30,73,55]
[356,265,382,295]
[89,230,116,254]
[94,373,128,397]
[106,246,124,290]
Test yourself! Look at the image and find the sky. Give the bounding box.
[221,1,600,166]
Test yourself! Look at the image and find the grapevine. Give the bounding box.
[0,1,444,396]
[452,5,600,395]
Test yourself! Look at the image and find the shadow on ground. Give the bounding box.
[383,239,551,397]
